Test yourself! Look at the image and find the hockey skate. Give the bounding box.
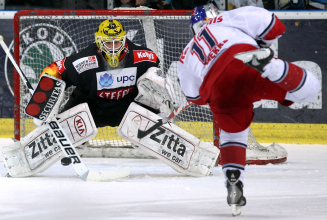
[226,170,246,216]
[234,48,274,73]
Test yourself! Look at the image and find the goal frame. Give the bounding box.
[13,9,193,140]
[12,9,287,165]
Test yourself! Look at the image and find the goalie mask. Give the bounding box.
[190,3,219,35]
[95,19,127,67]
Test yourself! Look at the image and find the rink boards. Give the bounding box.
[0,118,326,144]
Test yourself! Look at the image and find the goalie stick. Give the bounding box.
[0,35,130,181]
[137,100,193,138]
[0,36,34,94]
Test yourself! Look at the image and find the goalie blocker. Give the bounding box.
[118,102,219,177]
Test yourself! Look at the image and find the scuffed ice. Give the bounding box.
[0,138,326,220]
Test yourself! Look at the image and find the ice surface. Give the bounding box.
[0,138,326,220]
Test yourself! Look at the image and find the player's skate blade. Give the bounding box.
[234,48,271,63]
[231,204,242,216]
[84,166,130,181]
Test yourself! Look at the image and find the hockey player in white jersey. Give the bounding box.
[177,3,320,216]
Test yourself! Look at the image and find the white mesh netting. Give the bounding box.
[14,10,285,160]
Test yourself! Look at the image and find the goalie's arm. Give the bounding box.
[39,57,75,89]
[39,62,63,80]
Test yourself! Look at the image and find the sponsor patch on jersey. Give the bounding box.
[73,56,98,74]
[96,67,137,100]
[97,87,135,100]
[133,50,157,64]
[55,58,66,74]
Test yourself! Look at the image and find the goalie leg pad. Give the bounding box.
[0,103,98,178]
[118,102,219,177]
[1,126,65,178]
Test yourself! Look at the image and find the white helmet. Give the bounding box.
[190,3,220,35]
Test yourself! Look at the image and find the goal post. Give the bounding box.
[13,9,286,163]
[13,9,194,143]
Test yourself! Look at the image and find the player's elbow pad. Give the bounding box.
[285,70,320,103]
[39,63,62,80]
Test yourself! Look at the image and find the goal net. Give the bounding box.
[13,9,287,163]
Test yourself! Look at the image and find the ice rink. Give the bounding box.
[0,138,326,220]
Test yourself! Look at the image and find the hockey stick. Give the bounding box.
[137,100,193,138]
[47,120,130,181]
[0,36,34,94]
[0,35,130,181]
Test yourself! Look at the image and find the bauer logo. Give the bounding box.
[73,56,99,74]
[49,120,81,164]
[74,115,87,137]
[4,23,78,97]
[133,50,157,64]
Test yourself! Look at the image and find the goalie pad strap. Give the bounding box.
[118,102,219,177]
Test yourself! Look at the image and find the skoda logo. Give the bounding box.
[5,23,78,96]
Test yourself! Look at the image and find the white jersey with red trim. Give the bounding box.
[177,6,285,105]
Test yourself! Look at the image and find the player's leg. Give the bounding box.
[235,48,320,103]
[207,57,287,215]
[220,128,248,213]
[208,68,257,215]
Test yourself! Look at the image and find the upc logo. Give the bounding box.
[99,73,114,87]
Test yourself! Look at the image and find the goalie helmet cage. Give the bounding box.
[13,9,284,162]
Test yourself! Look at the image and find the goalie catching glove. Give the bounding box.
[135,67,177,118]
[118,102,219,177]
[0,103,98,178]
